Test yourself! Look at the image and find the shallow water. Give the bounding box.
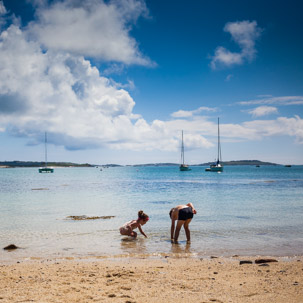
[1,165,303,261]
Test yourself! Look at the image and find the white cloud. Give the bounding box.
[0,23,214,152]
[0,0,7,29]
[211,47,243,68]
[277,116,303,144]
[225,74,233,82]
[103,63,125,76]
[171,110,193,118]
[0,1,6,15]
[0,24,135,148]
[238,96,303,106]
[210,20,262,69]
[188,116,303,144]
[166,115,303,145]
[171,106,217,118]
[27,0,48,7]
[242,116,303,144]
[162,115,303,145]
[248,106,278,117]
[27,0,153,65]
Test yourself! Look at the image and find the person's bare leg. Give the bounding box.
[184,219,192,243]
[174,220,184,243]
[130,231,137,238]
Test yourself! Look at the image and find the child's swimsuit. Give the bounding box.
[178,207,194,220]
[119,220,135,234]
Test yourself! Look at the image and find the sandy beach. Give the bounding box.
[1,255,302,303]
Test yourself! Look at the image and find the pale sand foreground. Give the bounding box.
[0,256,302,303]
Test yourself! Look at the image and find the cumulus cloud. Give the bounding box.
[171,107,217,118]
[210,20,262,69]
[0,24,135,148]
[248,106,278,117]
[0,21,213,152]
[27,0,153,65]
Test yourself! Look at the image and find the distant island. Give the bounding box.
[0,160,281,168]
[0,161,93,168]
[128,160,279,167]
[205,160,279,166]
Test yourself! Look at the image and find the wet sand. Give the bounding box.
[0,256,302,302]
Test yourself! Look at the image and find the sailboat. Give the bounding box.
[205,118,223,172]
[39,132,54,173]
[179,130,191,171]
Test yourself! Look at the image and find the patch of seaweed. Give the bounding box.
[3,244,19,250]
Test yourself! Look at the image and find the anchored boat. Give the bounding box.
[206,118,223,172]
[39,132,54,173]
[179,130,191,171]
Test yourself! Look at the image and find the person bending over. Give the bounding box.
[169,203,196,243]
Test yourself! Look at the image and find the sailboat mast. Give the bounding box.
[45,132,48,168]
[181,130,185,165]
[217,118,222,163]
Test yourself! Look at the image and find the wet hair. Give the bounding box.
[138,210,149,221]
[169,208,173,218]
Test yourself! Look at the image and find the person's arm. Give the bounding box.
[138,225,147,238]
[187,203,197,214]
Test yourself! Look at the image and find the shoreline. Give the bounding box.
[1,255,302,302]
[2,248,303,265]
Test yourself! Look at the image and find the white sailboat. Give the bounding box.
[39,132,54,173]
[206,118,223,172]
[179,130,191,171]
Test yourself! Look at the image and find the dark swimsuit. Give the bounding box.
[178,207,194,220]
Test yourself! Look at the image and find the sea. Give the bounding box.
[1,165,303,262]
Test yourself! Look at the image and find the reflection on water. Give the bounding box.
[170,242,192,255]
[119,236,195,258]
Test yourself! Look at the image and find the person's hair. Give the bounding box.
[138,210,149,221]
[169,208,173,218]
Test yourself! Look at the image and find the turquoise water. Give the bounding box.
[1,165,303,261]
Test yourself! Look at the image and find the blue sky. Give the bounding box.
[0,0,302,165]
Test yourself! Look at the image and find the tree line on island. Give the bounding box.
[0,161,93,168]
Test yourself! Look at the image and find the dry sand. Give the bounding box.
[0,256,302,303]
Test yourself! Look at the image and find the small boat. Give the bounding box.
[180,164,191,171]
[207,161,223,172]
[39,132,54,173]
[284,165,292,167]
[256,165,260,167]
[179,130,191,171]
[39,167,54,173]
[206,118,223,172]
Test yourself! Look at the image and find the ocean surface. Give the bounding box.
[1,165,303,262]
